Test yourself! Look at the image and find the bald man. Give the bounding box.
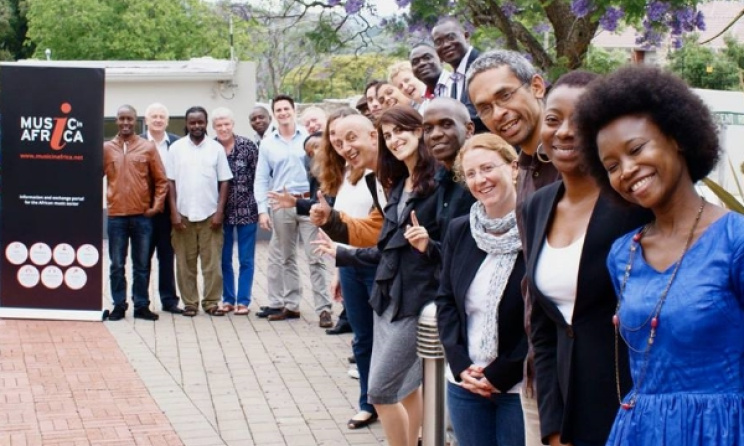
[423,97,476,236]
[104,105,169,321]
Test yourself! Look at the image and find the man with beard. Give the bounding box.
[166,106,233,317]
[431,17,487,133]
[104,105,169,321]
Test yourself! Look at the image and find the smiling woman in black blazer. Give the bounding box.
[436,133,527,446]
[522,71,651,446]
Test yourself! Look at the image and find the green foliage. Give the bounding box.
[583,46,629,75]
[284,54,401,102]
[723,34,744,70]
[24,0,234,60]
[668,35,741,90]
[0,0,33,60]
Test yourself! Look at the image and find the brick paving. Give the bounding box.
[0,241,387,445]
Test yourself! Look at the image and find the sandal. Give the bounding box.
[221,303,235,313]
[205,305,226,317]
[347,411,378,429]
[234,305,250,315]
[182,306,198,317]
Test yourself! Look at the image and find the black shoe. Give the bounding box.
[326,321,353,335]
[108,305,127,321]
[134,308,160,321]
[256,307,283,318]
[162,305,184,314]
[348,355,356,364]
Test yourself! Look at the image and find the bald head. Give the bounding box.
[422,97,474,168]
[334,114,378,170]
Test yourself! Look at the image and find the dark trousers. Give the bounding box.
[108,215,153,310]
[149,210,180,308]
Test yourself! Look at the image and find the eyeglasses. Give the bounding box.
[475,82,529,118]
[433,32,459,48]
[463,162,509,180]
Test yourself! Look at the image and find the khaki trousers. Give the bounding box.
[171,215,223,311]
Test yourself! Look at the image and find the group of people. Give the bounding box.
[102,15,744,446]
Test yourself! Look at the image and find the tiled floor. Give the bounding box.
[0,241,386,445]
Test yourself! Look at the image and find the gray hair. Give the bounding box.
[144,102,169,118]
[466,50,538,85]
[211,107,234,123]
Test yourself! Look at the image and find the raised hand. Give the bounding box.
[404,210,429,253]
[310,191,332,226]
[267,187,297,211]
[311,228,337,258]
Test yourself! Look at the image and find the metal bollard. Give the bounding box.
[417,302,446,446]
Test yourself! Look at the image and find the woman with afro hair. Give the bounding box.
[573,65,744,445]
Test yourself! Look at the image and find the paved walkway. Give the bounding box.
[0,241,387,445]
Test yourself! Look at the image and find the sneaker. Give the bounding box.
[348,366,360,380]
[319,310,333,328]
[134,307,159,321]
[108,305,127,321]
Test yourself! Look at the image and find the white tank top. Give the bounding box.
[534,234,585,324]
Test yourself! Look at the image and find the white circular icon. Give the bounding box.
[5,242,28,265]
[29,243,52,266]
[41,266,64,289]
[76,244,99,268]
[17,265,40,288]
[53,244,75,267]
[64,266,87,290]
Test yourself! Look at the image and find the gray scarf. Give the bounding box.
[469,202,522,363]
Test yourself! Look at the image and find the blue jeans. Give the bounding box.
[339,265,377,415]
[222,223,257,306]
[108,215,153,310]
[447,382,525,446]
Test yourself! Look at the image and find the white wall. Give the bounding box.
[104,62,257,138]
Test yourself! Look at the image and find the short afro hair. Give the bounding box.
[574,65,720,191]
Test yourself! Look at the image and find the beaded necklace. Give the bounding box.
[613,197,706,410]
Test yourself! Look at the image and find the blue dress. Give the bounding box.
[606,212,744,446]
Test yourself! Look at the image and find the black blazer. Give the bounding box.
[436,215,527,392]
[522,182,652,444]
[336,177,442,321]
[461,48,488,134]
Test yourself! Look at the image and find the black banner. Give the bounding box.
[0,65,104,319]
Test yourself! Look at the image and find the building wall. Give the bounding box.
[104,61,257,138]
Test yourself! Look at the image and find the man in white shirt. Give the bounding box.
[142,102,183,314]
[166,106,233,317]
[254,95,332,327]
[431,17,487,133]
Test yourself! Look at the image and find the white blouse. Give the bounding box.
[534,234,585,324]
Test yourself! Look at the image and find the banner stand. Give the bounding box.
[0,308,105,322]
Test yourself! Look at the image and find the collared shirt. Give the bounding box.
[146,131,174,165]
[420,69,452,115]
[254,127,309,214]
[166,136,233,222]
[449,47,473,101]
[223,134,259,225]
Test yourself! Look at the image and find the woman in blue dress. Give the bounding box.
[573,65,744,445]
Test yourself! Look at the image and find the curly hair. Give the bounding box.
[574,65,720,193]
[314,107,361,196]
[376,106,437,196]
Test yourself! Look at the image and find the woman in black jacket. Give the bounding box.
[314,105,440,446]
[436,133,527,446]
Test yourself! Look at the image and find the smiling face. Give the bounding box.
[212,117,234,142]
[423,100,472,167]
[185,111,207,142]
[377,83,410,110]
[272,100,296,128]
[391,70,426,101]
[366,85,383,119]
[333,115,378,170]
[541,85,586,177]
[381,122,422,164]
[469,65,545,153]
[304,135,321,158]
[145,107,168,134]
[116,107,137,138]
[410,45,442,85]
[431,21,469,67]
[461,147,517,217]
[250,108,271,136]
[596,115,689,210]
[301,109,327,134]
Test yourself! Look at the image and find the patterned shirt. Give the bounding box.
[223,134,259,225]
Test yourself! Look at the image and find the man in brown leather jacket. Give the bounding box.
[103,105,169,321]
